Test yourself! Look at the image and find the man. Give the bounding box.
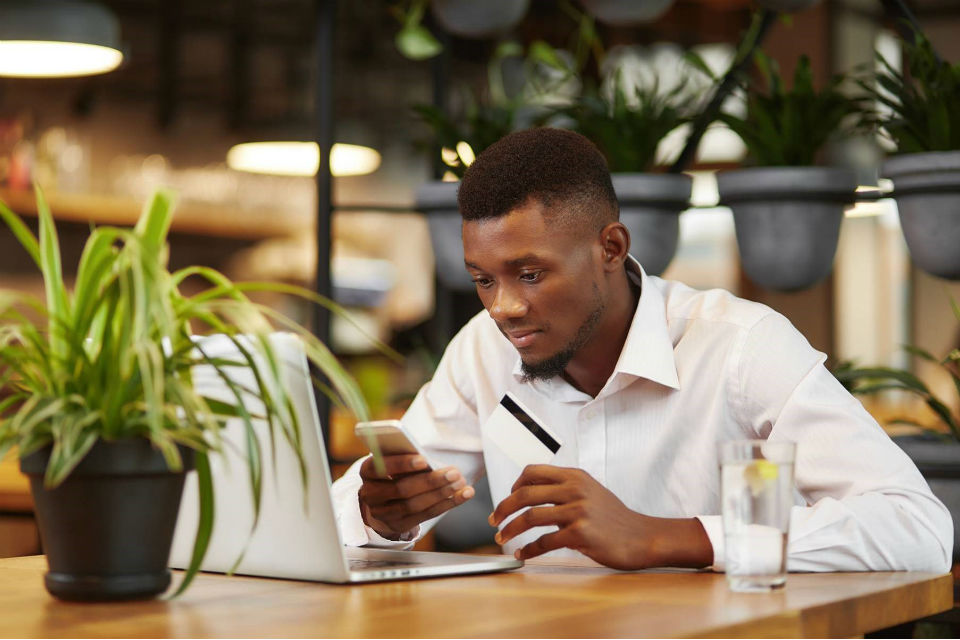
[332,128,952,572]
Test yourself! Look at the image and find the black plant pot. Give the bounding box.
[717,166,857,292]
[21,438,194,602]
[613,173,691,277]
[883,151,960,281]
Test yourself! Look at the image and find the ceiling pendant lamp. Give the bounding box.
[226,142,381,178]
[0,0,123,78]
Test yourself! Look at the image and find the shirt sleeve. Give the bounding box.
[329,319,488,548]
[707,311,953,573]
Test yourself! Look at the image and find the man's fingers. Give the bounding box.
[510,464,571,492]
[514,529,570,561]
[359,454,429,480]
[489,483,568,527]
[360,466,463,507]
[391,485,476,533]
[494,505,569,546]
[368,477,467,521]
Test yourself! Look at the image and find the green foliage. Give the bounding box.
[833,300,960,442]
[409,3,601,177]
[720,53,863,166]
[559,74,691,173]
[0,187,370,595]
[413,100,517,179]
[391,0,442,61]
[863,31,960,153]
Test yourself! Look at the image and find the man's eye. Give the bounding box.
[520,272,542,283]
[473,278,493,288]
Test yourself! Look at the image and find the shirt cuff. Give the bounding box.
[331,457,421,549]
[363,524,420,549]
[696,515,725,572]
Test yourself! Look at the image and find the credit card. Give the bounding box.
[483,392,562,468]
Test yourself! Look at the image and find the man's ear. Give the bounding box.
[598,222,630,271]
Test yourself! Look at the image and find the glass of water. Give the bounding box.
[720,440,796,592]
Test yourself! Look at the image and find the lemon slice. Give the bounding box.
[743,460,779,496]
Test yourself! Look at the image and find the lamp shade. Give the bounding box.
[226,142,381,177]
[0,0,123,77]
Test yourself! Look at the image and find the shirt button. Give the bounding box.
[584,408,598,419]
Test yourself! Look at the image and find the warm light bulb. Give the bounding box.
[0,41,122,77]
[331,143,381,177]
[226,142,381,177]
[456,141,476,167]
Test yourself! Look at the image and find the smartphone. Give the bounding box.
[354,420,434,471]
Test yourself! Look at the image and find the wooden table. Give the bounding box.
[0,555,951,638]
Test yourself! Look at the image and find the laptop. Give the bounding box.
[168,332,522,583]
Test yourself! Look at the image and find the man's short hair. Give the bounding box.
[457,128,619,232]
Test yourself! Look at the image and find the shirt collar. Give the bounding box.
[510,256,680,391]
[615,257,680,390]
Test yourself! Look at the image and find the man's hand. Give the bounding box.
[489,465,712,570]
[358,454,475,540]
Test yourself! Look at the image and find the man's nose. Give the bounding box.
[488,285,528,322]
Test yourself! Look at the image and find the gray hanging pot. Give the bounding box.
[883,151,960,281]
[416,181,476,292]
[578,0,675,24]
[613,173,690,276]
[430,0,529,38]
[754,0,822,11]
[718,167,856,292]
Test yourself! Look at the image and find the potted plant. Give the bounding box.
[557,73,693,275]
[392,0,529,57]
[715,53,862,291]
[577,0,675,25]
[832,300,960,563]
[0,188,368,601]
[863,31,960,280]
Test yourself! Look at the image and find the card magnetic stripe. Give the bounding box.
[499,395,560,454]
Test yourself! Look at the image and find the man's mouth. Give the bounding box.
[503,328,541,349]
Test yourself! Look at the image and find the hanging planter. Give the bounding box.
[883,151,960,280]
[718,167,856,291]
[578,0,675,25]
[430,0,530,38]
[614,173,690,276]
[416,180,476,292]
[715,53,863,291]
[861,30,960,281]
[754,0,821,12]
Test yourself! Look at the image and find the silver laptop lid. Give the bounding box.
[168,332,351,582]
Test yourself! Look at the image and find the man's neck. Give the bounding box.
[561,272,641,398]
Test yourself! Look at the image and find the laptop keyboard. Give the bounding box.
[349,558,417,570]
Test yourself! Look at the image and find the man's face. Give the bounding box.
[462,199,607,380]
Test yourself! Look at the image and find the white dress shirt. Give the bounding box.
[332,258,953,572]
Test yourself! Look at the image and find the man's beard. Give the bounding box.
[520,284,605,382]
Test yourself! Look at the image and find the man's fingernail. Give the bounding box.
[487,512,495,526]
[462,486,475,499]
[444,469,459,482]
[514,550,521,560]
[494,532,503,544]
[411,457,426,469]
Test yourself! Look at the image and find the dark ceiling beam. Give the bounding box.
[229,0,251,130]
[158,0,181,128]
[314,0,335,447]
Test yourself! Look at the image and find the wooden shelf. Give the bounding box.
[0,188,308,241]
[0,452,31,513]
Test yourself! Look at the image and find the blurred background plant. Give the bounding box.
[715,52,865,167]
[861,28,960,154]
[833,299,960,442]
